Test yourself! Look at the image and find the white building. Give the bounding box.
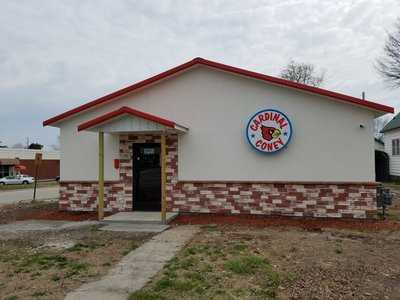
[381,114,400,179]
[44,57,393,218]
[374,138,385,152]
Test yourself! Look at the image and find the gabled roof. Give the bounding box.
[43,57,394,126]
[381,113,400,133]
[77,106,188,132]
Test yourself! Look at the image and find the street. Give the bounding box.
[0,186,59,206]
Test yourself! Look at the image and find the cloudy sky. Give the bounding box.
[0,0,399,148]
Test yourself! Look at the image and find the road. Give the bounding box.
[0,186,59,206]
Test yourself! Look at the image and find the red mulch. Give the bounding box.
[171,213,400,231]
[15,210,112,222]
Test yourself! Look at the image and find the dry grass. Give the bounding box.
[131,224,400,300]
[0,227,152,300]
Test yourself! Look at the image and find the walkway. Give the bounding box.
[65,225,199,300]
[0,220,98,233]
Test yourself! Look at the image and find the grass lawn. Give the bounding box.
[0,180,58,191]
[130,224,400,300]
[0,226,152,299]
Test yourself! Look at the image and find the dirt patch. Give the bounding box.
[0,201,111,224]
[0,226,152,300]
[132,225,400,299]
[171,213,400,231]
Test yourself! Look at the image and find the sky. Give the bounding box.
[0,0,399,149]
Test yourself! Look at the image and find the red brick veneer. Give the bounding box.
[59,181,129,212]
[168,182,377,218]
[60,133,377,218]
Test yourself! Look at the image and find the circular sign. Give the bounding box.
[246,109,293,153]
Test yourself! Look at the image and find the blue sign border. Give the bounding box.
[245,109,293,154]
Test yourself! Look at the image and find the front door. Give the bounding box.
[132,143,161,211]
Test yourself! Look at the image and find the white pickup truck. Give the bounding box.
[0,175,35,185]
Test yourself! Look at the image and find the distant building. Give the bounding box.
[0,148,60,179]
[381,113,400,180]
[374,138,385,151]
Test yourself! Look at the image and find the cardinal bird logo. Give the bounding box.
[261,126,281,141]
[246,109,292,153]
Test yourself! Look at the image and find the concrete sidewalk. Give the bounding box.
[65,225,199,300]
[0,220,99,233]
[0,186,59,206]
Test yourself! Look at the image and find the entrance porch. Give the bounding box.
[76,106,188,223]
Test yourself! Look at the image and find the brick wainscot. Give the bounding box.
[60,134,377,218]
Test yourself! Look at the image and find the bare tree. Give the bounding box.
[280,60,325,87]
[28,143,43,150]
[376,19,400,87]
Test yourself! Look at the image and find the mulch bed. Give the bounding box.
[0,201,112,224]
[171,213,400,231]
[2,200,399,230]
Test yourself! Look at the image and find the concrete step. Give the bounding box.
[99,223,170,233]
[101,212,178,225]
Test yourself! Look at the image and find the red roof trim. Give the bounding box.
[77,106,175,132]
[44,57,394,126]
[199,59,394,114]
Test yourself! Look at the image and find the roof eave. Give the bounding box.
[381,127,399,134]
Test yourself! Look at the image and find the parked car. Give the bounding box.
[0,175,35,185]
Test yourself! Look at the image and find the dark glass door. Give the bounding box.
[132,143,161,211]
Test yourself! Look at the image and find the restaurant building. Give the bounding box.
[43,58,393,219]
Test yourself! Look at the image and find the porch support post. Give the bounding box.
[98,131,105,220]
[161,133,167,224]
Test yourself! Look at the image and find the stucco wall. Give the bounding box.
[60,125,120,181]
[58,66,376,182]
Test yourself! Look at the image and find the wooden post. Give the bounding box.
[160,133,167,224]
[33,163,39,201]
[33,153,42,202]
[98,132,104,220]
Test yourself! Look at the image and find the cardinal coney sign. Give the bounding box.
[246,109,293,153]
